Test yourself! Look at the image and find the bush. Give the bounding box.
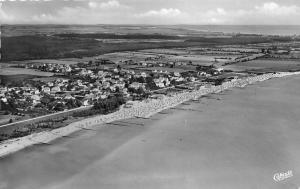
[73,95,126,117]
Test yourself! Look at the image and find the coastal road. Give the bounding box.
[0,105,93,128]
[1,75,300,189]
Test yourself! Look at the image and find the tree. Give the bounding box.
[93,95,126,114]
[136,87,145,95]
[53,103,65,111]
[117,64,121,70]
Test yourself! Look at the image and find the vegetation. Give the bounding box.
[54,33,179,39]
[3,33,295,62]
[73,95,126,117]
[0,74,41,87]
[1,35,193,61]
[0,94,125,142]
[186,36,294,45]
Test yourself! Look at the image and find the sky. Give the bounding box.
[1,0,300,25]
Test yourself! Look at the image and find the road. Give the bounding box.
[0,105,93,128]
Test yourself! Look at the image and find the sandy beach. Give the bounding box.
[1,72,300,189]
[1,72,300,158]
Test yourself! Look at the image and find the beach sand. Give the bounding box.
[1,74,300,189]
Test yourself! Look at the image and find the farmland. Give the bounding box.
[224,59,300,72]
[1,28,297,62]
[0,67,53,76]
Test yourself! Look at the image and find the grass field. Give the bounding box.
[0,74,43,86]
[224,59,300,72]
[0,67,53,76]
[139,67,191,73]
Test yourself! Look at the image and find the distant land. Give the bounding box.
[1,25,299,62]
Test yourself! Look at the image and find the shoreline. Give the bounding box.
[1,71,300,158]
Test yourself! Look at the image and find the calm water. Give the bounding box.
[1,75,300,189]
[184,25,300,36]
[2,25,300,37]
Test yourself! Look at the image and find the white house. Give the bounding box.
[42,87,51,93]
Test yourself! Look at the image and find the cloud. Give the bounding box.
[1,0,132,24]
[191,2,300,25]
[1,1,300,25]
[255,2,299,16]
[88,0,122,9]
[0,2,15,22]
[137,8,182,17]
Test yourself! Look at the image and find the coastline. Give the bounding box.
[1,71,300,158]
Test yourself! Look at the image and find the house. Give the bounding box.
[129,82,140,90]
[155,82,165,88]
[154,77,169,88]
[216,67,224,72]
[109,86,116,92]
[51,86,61,93]
[0,87,8,93]
[33,89,40,95]
[83,99,90,106]
[31,95,41,104]
[79,69,88,75]
[129,82,144,90]
[64,94,75,100]
[98,70,105,77]
[0,97,8,103]
[173,72,180,77]
[65,66,72,72]
[102,82,110,89]
[115,81,125,89]
[199,72,206,76]
[47,82,54,87]
[189,77,196,82]
[100,94,108,99]
[42,87,51,93]
[140,72,147,78]
[91,88,100,93]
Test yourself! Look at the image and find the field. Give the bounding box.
[139,67,191,73]
[224,59,300,72]
[19,59,79,65]
[0,67,53,76]
[1,35,203,62]
[1,27,296,62]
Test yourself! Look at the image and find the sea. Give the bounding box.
[1,25,300,37]
[1,74,300,189]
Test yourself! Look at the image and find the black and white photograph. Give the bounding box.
[0,0,300,188]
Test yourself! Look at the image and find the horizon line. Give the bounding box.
[2,24,300,26]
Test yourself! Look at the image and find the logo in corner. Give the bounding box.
[273,170,293,182]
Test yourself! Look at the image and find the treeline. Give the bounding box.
[1,35,99,61]
[55,33,180,39]
[0,129,32,142]
[73,95,126,117]
[0,117,68,142]
[0,95,126,142]
[0,74,39,87]
[186,36,294,45]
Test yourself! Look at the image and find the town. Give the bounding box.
[2,43,299,126]
[0,56,226,122]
